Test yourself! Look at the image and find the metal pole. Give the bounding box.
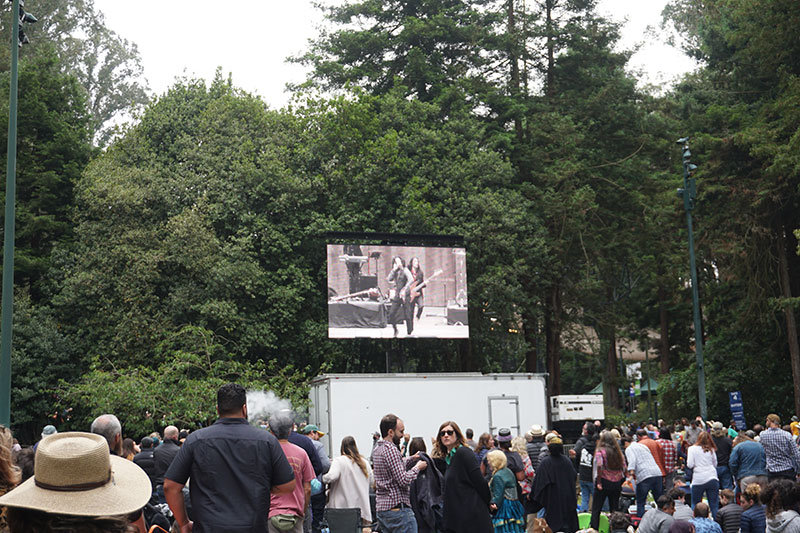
[646,348,653,421]
[678,138,707,420]
[0,0,21,426]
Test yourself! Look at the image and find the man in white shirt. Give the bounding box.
[623,435,664,518]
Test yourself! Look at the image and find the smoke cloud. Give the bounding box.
[246,390,293,425]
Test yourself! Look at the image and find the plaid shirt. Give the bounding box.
[625,441,663,481]
[372,439,419,511]
[658,438,678,473]
[759,427,800,474]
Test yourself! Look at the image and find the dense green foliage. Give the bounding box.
[0,0,798,441]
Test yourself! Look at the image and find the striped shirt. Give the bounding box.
[759,427,800,474]
[625,442,663,481]
[372,439,419,511]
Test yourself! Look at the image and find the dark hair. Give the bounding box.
[548,442,564,456]
[598,431,624,471]
[217,383,246,415]
[609,512,630,531]
[657,494,674,510]
[620,436,632,446]
[391,256,406,269]
[667,488,686,501]
[380,414,400,437]
[761,479,800,518]
[409,257,422,273]
[694,502,710,518]
[659,427,671,440]
[409,437,426,456]
[720,489,735,502]
[466,428,474,439]
[7,508,136,533]
[13,447,34,482]
[139,437,153,449]
[476,433,493,453]
[432,421,467,458]
[636,428,648,439]
[121,438,136,459]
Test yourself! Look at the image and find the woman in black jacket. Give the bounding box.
[433,420,493,533]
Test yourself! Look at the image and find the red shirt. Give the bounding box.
[657,438,678,473]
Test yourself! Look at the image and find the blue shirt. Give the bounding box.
[692,517,723,533]
[166,418,295,532]
[729,441,767,479]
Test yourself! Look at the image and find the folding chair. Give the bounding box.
[324,508,362,532]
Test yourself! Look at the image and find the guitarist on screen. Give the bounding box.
[408,257,425,321]
[387,256,414,337]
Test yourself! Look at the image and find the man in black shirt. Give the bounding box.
[164,383,295,533]
[133,436,158,496]
[154,425,181,504]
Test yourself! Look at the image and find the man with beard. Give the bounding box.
[373,414,428,532]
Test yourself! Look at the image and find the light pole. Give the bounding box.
[676,137,707,420]
[0,0,36,426]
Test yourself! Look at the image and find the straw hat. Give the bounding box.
[0,432,151,516]
[527,424,545,438]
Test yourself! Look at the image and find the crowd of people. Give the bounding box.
[1,389,800,533]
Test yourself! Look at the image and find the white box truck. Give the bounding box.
[550,394,605,441]
[308,373,548,457]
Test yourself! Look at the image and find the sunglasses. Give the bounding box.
[439,429,455,437]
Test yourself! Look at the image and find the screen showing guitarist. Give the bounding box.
[408,257,425,321]
[387,256,414,337]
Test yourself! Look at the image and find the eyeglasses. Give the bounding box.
[439,429,455,437]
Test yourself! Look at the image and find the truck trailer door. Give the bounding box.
[488,396,520,436]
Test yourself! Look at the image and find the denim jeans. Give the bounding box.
[635,475,663,518]
[377,507,418,533]
[716,465,734,490]
[691,478,720,518]
[579,480,594,512]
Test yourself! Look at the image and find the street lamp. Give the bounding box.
[676,137,707,420]
[1,0,37,426]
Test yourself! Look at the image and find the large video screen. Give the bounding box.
[327,244,468,339]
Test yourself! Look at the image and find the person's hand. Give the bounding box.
[179,521,193,533]
[415,460,428,471]
[569,448,577,458]
[490,503,498,512]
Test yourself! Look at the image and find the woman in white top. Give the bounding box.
[687,430,719,518]
[323,435,374,532]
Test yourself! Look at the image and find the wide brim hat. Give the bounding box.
[0,432,151,517]
[528,424,545,437]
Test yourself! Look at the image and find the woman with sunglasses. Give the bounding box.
[432,421,492,533]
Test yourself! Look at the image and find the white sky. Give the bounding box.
[92,0,696,109]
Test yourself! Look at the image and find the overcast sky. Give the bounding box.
[92,0,696,109]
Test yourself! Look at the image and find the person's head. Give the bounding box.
[609,512,631,532]
[761,478,800,518]
[392,256,405,270]
[657,494,675,514]
[720,489,735,506]
[486,449,507,472]
[121,438,136,458]
[667,488,686,503]
[659,427,672,440]
[690,420,698,428]
[694,502,710,518]
[340,436,369,478]
[13,446,34,483]
[217,383,247,418]
[511,436,527,455]
[636,428,649,440]
[711,421,726,437]
[528,424,545,441]
[90,415,122,456]
[496,428,513,449]
[40,425,57,440]
[741,483,762,509]
[409,437,426,456]
[268,410,295,441]
[766,414,781,428]
[302,425,325,441]
[466,428,474,440]
[410,257,420,270]
[434,421,466,457]
[620,435,632,449]
[547,436,564,456]
[163,425,179,441]
[0,432,151,533]
[380,414,405,445]
[477,432,493,451]
[139,437,153,450]
[669,522,696,533]
[695,431,717,453]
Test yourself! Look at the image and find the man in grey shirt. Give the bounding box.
[638,495,676,533]
[669,488,694,521]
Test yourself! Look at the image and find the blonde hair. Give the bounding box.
[0,425,20,488]
[487,449,507,472]
[511,436,527,455]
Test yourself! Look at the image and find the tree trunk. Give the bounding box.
[545,0,555,101]
[507,0,523,144]
[604,328,619,409]
[523,310,538,372]
[778,228,800,416]
[545,283,562,395]
[659,284,670,374]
